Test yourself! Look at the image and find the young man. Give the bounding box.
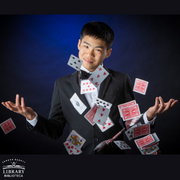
[1,21,178,154]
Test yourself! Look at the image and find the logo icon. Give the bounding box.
[2,159,26,178]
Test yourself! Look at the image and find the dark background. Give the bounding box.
[0,14,180,154]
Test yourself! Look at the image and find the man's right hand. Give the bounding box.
[1,94,36,120]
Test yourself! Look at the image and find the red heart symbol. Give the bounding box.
[86,89,88,91]
[77,150,80,153]
[103,72,106,75]
[68,146,70,149]
[70,150,73,153]
[88,85,90,88]
[91,78,93,81]
[102,108,105,111]
[98,119,101,122]
[66,143,69,146]
[99,68,102,71]
[93,88,95,90]
[71,146,74,149]
[108,123,111,125]
[101,113,103,116]
[97,74,100,78]
[103,126,106,129]
[95,82,98,86]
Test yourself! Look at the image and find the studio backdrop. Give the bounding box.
[0,14,180,154]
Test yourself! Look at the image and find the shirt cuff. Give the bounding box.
[26,112,38,127]
[143,111,156,125]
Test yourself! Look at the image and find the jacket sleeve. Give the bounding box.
[26,80,66,140]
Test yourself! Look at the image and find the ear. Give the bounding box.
[105,48,112,58]
[77,39,81,50]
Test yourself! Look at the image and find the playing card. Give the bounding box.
[88,64,109,88]
[66,130,86,150]
[134,134,155,148]
[94,139,110,151]
[0,118,16,134]
[133,124,150,138]
[118,100,137,117]
[141,142,159,150]
[133,78,149,95]
[80,80,97,94]
[84,104,98,126]
[93,105,110,126]
[120,104,141,121]
[63,141,82,155]
[96,117,114,132]
[139,144,159,155]
[67,54,83,71]
[114,140,131,150]
[95,97,112,109]
[106,128,125,144]
[125,117,139,129]
[70,93,87,114]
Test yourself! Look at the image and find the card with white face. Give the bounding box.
[66,130,86,150]
[70,93,87,114]
[67,54,83,71]
[93,105,110,126]
[88,65,109,88]
[63,141,82,155]
[139,144,159,155]
[125,122,142,141]
[96,117,114,132]
[95,97,112,109]
[114,140,131,150]
[80,80,97,94]
[133,78,149,95]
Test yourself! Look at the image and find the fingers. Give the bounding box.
[158,96,165,113]
[15,94,20,107]
[21,97,27,113]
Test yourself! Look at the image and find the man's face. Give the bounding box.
[77,35,112,72]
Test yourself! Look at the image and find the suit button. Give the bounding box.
[94,137,99,142]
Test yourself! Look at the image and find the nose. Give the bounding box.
[87,49,94,58]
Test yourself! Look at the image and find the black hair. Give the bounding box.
[80,21,114,49]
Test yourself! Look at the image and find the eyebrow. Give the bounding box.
[83,41,105,49]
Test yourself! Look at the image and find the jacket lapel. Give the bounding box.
[70,71,91,110]
[98,68,112,99]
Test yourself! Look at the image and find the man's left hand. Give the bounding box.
[146,97,178,121]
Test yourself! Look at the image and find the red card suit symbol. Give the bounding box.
[70,150,73,153]
[108,123,111,125]
[99,67,102,71]
[98,119,101,123]
[91,78,93,81]
[68,146,70,149]
[66,142,69,146]
[71,146,74,149]
[103,72,106,75]
[102,108,105,111]
[101,113,103,116]
[103,126,106,129]
[95,82,98,86]
[93,88,95,90]
[97,74,100,78]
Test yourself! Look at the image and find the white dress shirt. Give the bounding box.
[27,65,156,126]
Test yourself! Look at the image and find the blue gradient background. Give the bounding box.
[0,15,180,154]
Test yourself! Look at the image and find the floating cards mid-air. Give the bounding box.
[88,65,109,88]
[67,54,83,71]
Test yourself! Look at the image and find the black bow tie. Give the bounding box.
[80,70,91,80]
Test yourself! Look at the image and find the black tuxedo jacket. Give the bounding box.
[27,68,145,154]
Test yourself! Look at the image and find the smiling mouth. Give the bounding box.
[84,59,93,64]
